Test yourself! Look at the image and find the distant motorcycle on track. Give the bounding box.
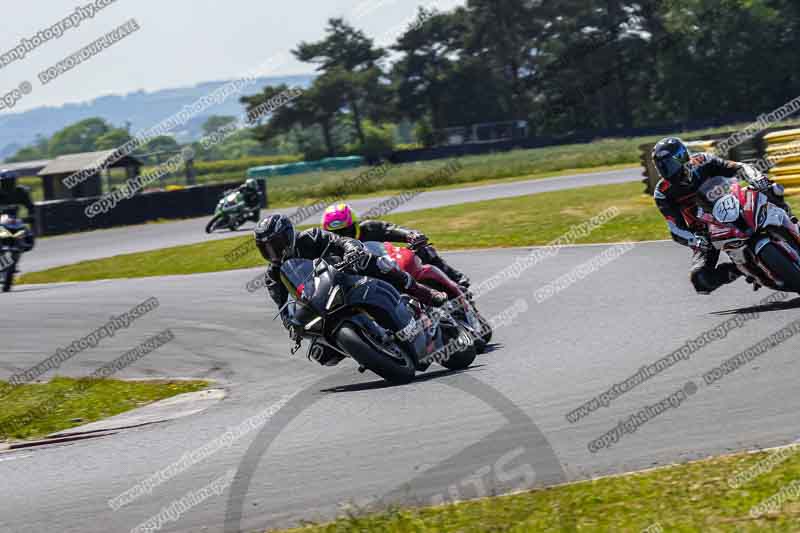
[0,213,34,293]
[280,252,477,384]
[693,175,800,292]
[205,190,257,233]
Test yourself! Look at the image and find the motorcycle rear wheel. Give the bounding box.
[758,242,800,293]
[336,324,415,384]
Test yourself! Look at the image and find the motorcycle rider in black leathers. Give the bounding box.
[652,137,795,294]
[0,176,36,291]
[236,178,263,222]
[0,176,35,223]
[321,203,470,288]
[255,214,448,352]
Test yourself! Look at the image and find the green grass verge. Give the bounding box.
[18,182,800,285]
[18,182,664,284]
[0,378,208,442]
[265,445,800,532]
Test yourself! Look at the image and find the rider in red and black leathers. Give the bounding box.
[358,220,469,286]
[652,137,794,294]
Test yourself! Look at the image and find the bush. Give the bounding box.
[352,122,396,161]
[414,119,437,148]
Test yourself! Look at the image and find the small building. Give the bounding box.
[0,160,52,180]
[37,150,142,200]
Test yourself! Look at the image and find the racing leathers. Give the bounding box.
[236,184,263,222]
[356,220,469,287]
[654,152,793,294]
[0,180,35,227]
[265,227,445,321]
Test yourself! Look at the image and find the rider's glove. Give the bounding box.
[751,176,772,191]
[689,234,710,252]
[343,247,370,270]
[740,165,769,189]
[406,231,429,248]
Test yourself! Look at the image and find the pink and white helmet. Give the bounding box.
[321,203,360,239]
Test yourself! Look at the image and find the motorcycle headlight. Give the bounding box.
[326,286,343,310]
[0,228,12,239]
[304,316,323,332]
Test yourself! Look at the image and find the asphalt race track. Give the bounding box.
[3,241,800,532]
[22,167,640,273]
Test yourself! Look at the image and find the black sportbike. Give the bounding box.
[279,254,477,383]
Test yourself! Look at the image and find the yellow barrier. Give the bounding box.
[686,140,715,153]
[765,140,800,155]
[764,128,800,187]
[763,128,800,144]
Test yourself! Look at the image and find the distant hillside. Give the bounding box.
[0,74,314,161]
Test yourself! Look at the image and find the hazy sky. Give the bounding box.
[0,0,464,114]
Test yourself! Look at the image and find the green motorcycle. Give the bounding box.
[205,190,255,233]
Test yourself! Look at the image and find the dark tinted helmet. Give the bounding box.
[652,137,691,183]
[254,214,296,263]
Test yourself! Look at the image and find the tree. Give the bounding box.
[201,115,237,137]
[95,128,133,151]
[47,118,111,156]
[141,135,180,154]
[6,134,48,162]
[351,121,396,162]
[302,74,350,156]
[294,18,387,146]
[391,8,467,129]
[6,147,44,163]
[463,0,548,118]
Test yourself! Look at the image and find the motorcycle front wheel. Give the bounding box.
[2,256,15,293]
[471,305,493,351]
[205,214,225,234]
[758,242,800,293]
[438,326,477,371]
[336,324,415,384]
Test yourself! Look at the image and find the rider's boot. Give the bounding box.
[379,264,448,307]
[440,261,471,289]
[416,245,470,288]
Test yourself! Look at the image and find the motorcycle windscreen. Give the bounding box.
[696,176,738,210]
[280,258,327,327]
[280,258,316,300]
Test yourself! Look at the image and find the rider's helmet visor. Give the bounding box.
[656,156,685,182]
